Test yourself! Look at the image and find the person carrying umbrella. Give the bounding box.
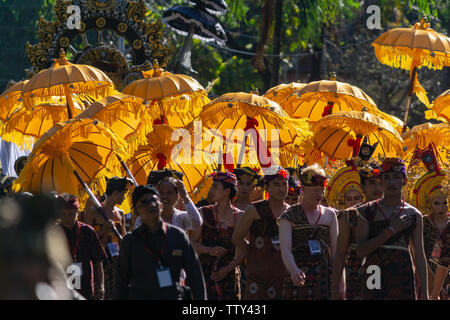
[84,176,132,299]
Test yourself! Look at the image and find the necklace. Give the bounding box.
[376,199,405,220]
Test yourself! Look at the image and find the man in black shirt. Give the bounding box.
[113,185,206,300]
[57,193,107,300]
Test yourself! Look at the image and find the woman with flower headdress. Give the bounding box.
[232,167,290,300]
[279,163,338,300]
[411,170,449,299]
[190,172,244,300]
[356,158,428,300]
[327,164,367,300]
[233,167,261,211]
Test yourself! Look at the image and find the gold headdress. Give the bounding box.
[325,166,364,209]
[410,170,448,215]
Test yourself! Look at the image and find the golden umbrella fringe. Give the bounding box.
[200,101,290,129]
[296,91,377,108]
[372,45,449,71]
[23,83,115,109]
[1,105,68,150]
[312,114,401,138]
[147,91,209,118]
[427,89,450,122]
[78,100,154,156]
[311,113,405,158]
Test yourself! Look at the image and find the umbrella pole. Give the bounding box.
[174,25,195,73]
[236,133,249,169]
[116,154,138,187]
[402,67,417,134]
[64,85,76,119]
[72,169,123,240]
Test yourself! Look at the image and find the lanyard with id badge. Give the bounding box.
[307,206,323,256]
[141,223,173,288]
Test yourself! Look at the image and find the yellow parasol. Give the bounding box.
[122,60,210,128]
[0,80,28,131]
[21,49,115,119]
[75,93,153,156]
[263,82,306,105]
[282,74,381,122]
[126,124,213,194]
[427,89,450,122]
[12,118,129,233]
[1,103,71,150]
[196,92,312,170]
[372,18,450,132]
[311,110,404,161]
[402,122,450,171]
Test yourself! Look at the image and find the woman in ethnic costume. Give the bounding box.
[190,172,244,300]
[328,164,372,299]
[411,170,449,299]
[232,167,290,300]
[430,222,449,299]
[279,164,338,300]
[356,158,429,300]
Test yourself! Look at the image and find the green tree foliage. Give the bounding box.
[0,0,56,90]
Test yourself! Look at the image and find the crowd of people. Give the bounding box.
[0,156,448,300]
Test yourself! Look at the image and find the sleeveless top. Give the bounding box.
[245,200,288,300]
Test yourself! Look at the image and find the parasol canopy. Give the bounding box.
[372,19,450,132]
[21,50,115,119]
[12,118,128,205]
[197,92,312,170]
[122,60,210,128]
[263,82,306,106]
[75,93,152,155]
[311,110,404,160]
[0,80,28,131]
[282,76,380,122]
[162,6,227,45]
[126,124,213,194]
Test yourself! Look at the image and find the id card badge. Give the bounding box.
[308,239,322,255]
[157,267,173,288]
[107,242,120,257]
[272,235,280,250]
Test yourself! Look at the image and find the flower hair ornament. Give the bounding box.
[264,167,289,183]
[209,171,238,187]
[381,157,407,175]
